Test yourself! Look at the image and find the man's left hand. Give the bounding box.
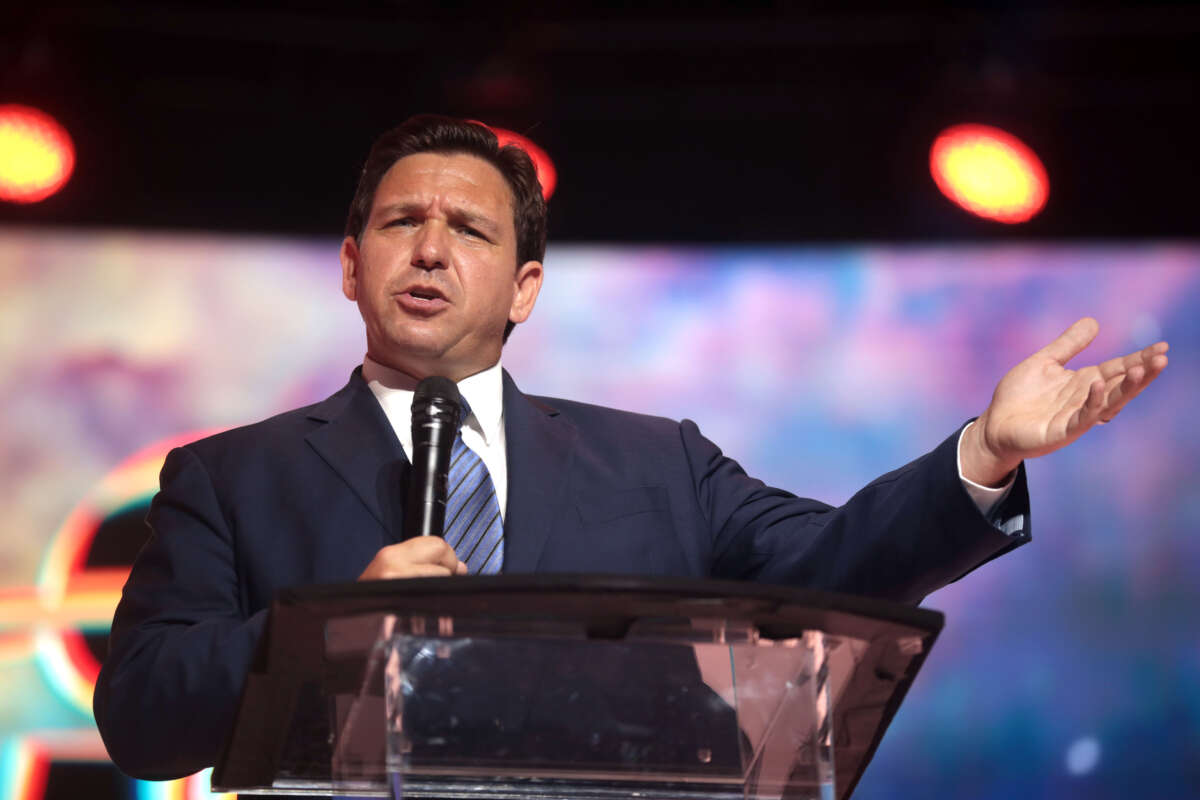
[961,317,1169,487]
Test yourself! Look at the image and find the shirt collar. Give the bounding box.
[362,356,504,446]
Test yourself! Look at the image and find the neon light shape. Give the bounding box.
[134,775,185,800]
[186,768,234,800]
[31,429,224,715]
[131,767,233,800]
[929,123,1048,223]
[0,739,49,800]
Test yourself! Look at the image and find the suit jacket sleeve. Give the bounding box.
[94,445,267,780]
[689,419,1030,602]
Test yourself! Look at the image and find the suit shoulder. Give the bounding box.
[528,394,684,437]
[176,401,324,460]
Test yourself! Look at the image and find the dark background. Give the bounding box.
[3,0,1198,242]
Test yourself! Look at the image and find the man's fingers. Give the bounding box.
[1084,377,1105,417]
[391,535,460,570]
[431,537,463,572]
[393,563,459,578]
[1040,317,1100,365]
[360,560,456,580]
[1098,351,1168,420]
[1097,340,1169,381]
[1062,377,1104,434]
[404,537,467,574]
[358,536,464,581]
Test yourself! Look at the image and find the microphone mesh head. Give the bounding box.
[412,376,463,428]
[413,375,459,404]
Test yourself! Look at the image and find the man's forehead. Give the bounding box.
[372,152,514,217]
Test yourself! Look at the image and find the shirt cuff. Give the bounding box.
[957,421,1015,518]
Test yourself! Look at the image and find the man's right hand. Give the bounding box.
[357,537,468,580]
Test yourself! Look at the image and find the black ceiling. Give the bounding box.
[3,1,1198,242]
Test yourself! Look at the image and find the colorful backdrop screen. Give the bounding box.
[1,229,1196,799]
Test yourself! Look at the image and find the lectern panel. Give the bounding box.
[212,575,939,800]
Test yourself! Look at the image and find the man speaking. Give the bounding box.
[93,115,1169,779]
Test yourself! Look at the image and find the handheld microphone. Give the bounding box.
[403,376,462,539]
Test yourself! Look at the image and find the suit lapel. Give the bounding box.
[305,369,409,542]
[501,370,578,573]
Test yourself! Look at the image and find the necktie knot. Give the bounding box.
[456,397,474,433]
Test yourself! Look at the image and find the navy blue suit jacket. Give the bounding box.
[94,368,1029,779]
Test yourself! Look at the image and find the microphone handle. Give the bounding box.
[404,393,459,538]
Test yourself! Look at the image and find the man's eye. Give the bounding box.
[385,217,415,228]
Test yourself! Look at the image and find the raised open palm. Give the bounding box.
[963,318,1169,486]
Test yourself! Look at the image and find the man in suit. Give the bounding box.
[93,115,1168,780]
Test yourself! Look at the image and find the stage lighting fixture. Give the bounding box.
[930,123,1047,223]
[0,104,75,204]
[479,123,557,200]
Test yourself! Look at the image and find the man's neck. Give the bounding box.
[364,349,500,384]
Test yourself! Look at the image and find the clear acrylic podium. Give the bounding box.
[212,575,942,800]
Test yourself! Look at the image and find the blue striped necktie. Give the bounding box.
[443,404,504,574]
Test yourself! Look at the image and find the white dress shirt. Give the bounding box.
[958,422,1015,517]
[363,356,510,520]
[363,356,1014,527]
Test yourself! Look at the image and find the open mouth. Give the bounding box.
[396,286,449,314]
[402,284,447,301]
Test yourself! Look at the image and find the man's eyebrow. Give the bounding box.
[446,208,503,234]
[373,202,503,234]
[373,201,424,219]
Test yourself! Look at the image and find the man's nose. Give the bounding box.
[411,221,448,270]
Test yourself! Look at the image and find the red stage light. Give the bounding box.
[0,105,75,204]
[479,123,557,201]
[930,124,1048,223]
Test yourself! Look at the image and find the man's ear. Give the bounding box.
[509,260,544,324]
[340,237,360,301]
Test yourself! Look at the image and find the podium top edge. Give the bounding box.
[276,573,943,635]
